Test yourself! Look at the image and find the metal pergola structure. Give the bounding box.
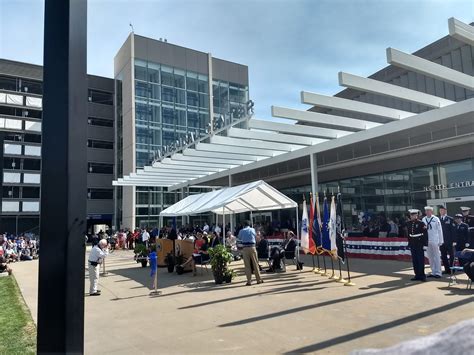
[113,17,473,197]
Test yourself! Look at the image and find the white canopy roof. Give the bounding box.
[160,180,297,216]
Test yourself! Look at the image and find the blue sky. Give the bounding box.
[0,0,472,119]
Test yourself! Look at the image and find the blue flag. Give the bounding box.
[312,214,322,248]
[321,197,331,251]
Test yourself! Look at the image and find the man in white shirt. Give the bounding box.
[203,222,210,233]
[88,239,109,296]
[141,228,150,248]
[214,224,222,237]
[422,206,444,278]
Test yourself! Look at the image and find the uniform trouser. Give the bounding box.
[410,245,425,279]
[89,263,99,294]
[242,246,262,283]
[440,243,454,272]
[426,241,442,276]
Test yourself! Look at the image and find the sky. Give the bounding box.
[0,0,472,120]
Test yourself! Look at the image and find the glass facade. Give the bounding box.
[134,59,211,168]
[281,159,474,232]
[132,59,249,228]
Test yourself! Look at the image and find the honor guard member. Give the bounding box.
[406,209,428,282]
[88,239,109,296]
[422,206,444,278]
[454,214,470,252]
[438,205,455,274]
[460,207,474,246]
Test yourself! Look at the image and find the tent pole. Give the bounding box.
[222,207,226,247]
[250,211,253,227]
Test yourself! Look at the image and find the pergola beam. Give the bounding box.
[150,162,223,172]
[210,135,303,152]
[249,119,350,139]
[338,72,454,108]
[448,17,474,46]
[182,148,265,161]
[171,153,250,166]
[195,142,278,157]
[387,47,474,90]
[228,127,326,146]
[162,157,238,169]
[272,105,380,130]
[301,91,414,120]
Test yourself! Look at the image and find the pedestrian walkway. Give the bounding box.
[12,250,473,354]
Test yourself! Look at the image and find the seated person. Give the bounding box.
[225,231,237,251]
[256,232,269,259]
[0,255,12,275]
[283,232,297,259]
[209,232,220,248]
[5,246,18,263]
[459,248,474,282]
[20,248,33,261]
[180,235,209,276]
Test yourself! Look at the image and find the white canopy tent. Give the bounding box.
[160,180,299,246]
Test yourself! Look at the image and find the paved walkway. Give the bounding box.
[12,250,474,354]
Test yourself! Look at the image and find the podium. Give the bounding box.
[156,239,173,266]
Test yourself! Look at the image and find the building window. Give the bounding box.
[22,79,43,95]
[87,139,113,149]
[3,157,20,170]
[88,117,114,127]
[0,75,18,91]
[24,133,42,143]
[3,186,20,198]
[88,89,113,105]
[88,188,113,199]
[88,162,113,174]
[22,186,40,198]
[23,158,41,171]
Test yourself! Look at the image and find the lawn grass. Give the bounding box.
[0,276,36,354]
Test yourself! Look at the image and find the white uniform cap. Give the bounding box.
[424,206,434,211]
[460,206,471,212]
[408,209,420,214]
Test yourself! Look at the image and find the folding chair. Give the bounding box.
[449,252,473,289]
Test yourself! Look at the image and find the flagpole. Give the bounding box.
[329,255,337,279]
[150,241,161,295]
[320,252,328,276]
[336,258,347,283]
[343,234,355,286]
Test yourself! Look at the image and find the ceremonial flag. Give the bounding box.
[321,196,331,251]
[300,198,310,253]
[336,192,346,262]
[314,194,323,253]
[329,195,338,256]
[308,194,317,254]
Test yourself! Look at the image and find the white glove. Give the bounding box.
[438,243,443,247]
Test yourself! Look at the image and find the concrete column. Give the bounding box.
[229,174,234,235]
[310,153,319,196]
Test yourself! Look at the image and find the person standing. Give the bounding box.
[422,206,444,278]
[406,209,428,282]
[454,214,470,251]
[460,206,474,247]
[238,220,263,286]
[141,228,150,248]
[88,239,109,296]
[438,205,455,274]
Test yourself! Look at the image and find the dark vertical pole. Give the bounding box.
[37,0,87,354]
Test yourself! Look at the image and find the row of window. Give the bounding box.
[88,89,113,105]
[0,105,42,119]
[88,117,113,127]
[4,144,41,157]
[0,117,42,133]
[2,201,39,213]
[0,75,43,95]
[88,188,113,200]
[4,132,41,144]
[3,172,40,184]
[87,139,113,150]
[0,93,42,108]
[135,83,209,109]
[88,162,113,174]
[4,157,40,171]
[3,186,40,199]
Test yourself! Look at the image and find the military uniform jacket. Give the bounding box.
[422,215,444,244]
[463,215,474,232]
[455,222,469,249]
[406,220,428,247]
[439,215,455,245]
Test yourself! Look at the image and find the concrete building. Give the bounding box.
[114,34,249,229]
[0,59,115,234]
[116,18,473,230]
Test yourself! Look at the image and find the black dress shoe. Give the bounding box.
[90,292,101,296]
[427,274,435,278]
[434,275,441,279]
[410,277,419,281]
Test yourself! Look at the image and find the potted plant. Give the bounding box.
[165,252,175,273]
[208,244,233,284]
[223,269,236,283]
[133,244,149,268]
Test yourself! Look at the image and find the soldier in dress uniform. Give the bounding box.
[454,214,470,252]
[406,209,428,282]
[422,206,444,278]
[460,206,474,247]
[438,205,455,274]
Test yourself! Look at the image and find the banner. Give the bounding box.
[300,199,310,253]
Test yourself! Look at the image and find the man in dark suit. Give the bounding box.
[406,209,428,282]
[438,205,455,274]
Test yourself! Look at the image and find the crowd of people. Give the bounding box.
[0,233,39,275]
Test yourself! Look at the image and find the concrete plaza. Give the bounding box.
[13,250,474,354]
